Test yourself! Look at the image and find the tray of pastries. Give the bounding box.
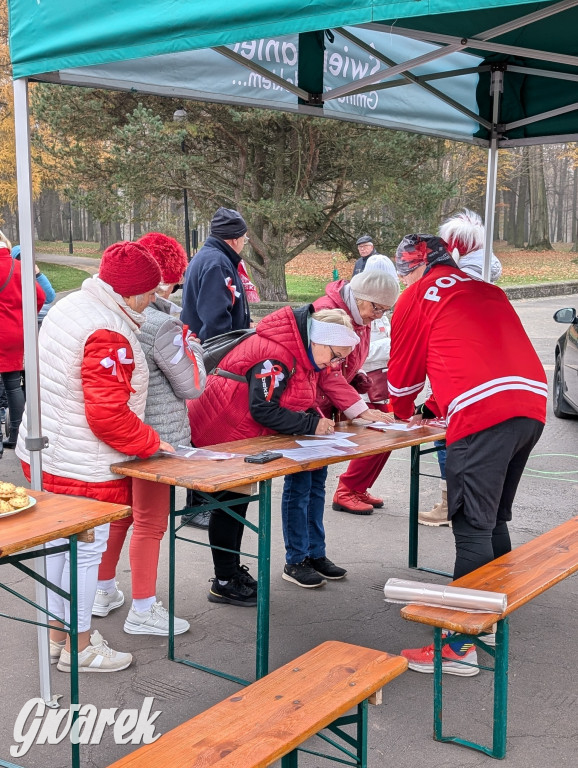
[0,483,36,518]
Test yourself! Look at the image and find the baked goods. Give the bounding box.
[0,482,32,515]
[0,482,16,499]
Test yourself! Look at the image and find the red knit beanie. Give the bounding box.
[138,232,188,284]
[99,241,162,296]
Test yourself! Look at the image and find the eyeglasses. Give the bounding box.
[370,302,388,316]
[329,346,347,364]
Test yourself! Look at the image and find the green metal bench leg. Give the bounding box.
[492,618,509,759]
[408,444,420,568]
[433,626,443,741]
[256,479,272,680]
[281,750,299,767]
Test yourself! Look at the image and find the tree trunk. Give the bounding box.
[572,166,578,252]
[100,222,115,250]
[36,190,63,241]
[250,252,288,301]
[514,158,528,248]
[555,155,568,243]
[528,145,553,250]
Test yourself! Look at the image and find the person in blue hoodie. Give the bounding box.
[12,245,56,326]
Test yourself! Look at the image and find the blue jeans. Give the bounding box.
[281,467,328,564]
[435,439,447,480]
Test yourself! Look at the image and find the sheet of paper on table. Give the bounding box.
[367,422,421,432]
[295,436,356,448]
[302,432,357,440]
[279,444,356,461]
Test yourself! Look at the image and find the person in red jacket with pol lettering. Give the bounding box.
[17,241,175,674]
[387,234,547,677]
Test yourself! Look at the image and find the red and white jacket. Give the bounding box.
[17,277,159,503]
[388,265,547,445]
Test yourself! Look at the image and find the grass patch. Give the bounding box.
[37,262,88,292]
[286,274,328,303]
[36,240,102,258]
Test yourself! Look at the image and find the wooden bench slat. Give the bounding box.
[401,516,578,635]
[108,641,407,768]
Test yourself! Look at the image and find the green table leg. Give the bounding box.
[356,699,368,768]
[408,444,420,568]
[69,534,80,768]
[492,618,509,759]
[168,485,176,661]
[256,479,272,680]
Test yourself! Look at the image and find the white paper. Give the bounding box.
[279,445,352,461]
[368,422,420,432]
[302,432,356,440]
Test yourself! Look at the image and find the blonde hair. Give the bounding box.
[0,230,12,250]
[311,308,354,332]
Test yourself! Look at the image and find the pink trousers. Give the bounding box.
[98,478,170,599]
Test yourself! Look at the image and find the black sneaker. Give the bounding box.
[208,575,257,607]
[282,561,326,589]
[236,564,258,591]
[306,556,347,580]
[181,509,211,529]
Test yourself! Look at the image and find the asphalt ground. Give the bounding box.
[0,293,577,767]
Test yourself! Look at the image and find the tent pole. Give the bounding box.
[483,68,504,282]
[13,77,56,708]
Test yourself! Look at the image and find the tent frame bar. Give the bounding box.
[505,100,578,131]
[334,27,491,129]
[362,25,578,70]
[213,45,310,102]
[13,77,55,710]
[483,68,503,283]
[326,42,467,101]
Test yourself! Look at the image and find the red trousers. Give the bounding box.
[98,478,170,599]
[339,402,392,492]
[338,452,391,492]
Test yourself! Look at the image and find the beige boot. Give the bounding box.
[419,480,450,526]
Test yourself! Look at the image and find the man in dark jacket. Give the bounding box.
[181,207,251,340]
[352,234,397,278]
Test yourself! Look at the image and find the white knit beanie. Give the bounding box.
[349,269,400,306]
[310,318,360,347]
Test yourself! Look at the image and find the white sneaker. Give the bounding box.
[92,583,125,617]
[50,639,65,664]
[480,632,496,647]
[123,601,190,636]
[57,630,132,673]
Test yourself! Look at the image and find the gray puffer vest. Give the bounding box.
[139,296,206,447]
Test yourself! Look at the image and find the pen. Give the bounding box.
[315,407,325,419]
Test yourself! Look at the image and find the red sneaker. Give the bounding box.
[357,490,384,508]
[332,487,373,515]
[401,641,479,676]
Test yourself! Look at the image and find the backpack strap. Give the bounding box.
[0,259,15,295]
[213,367,248,383]
[213,356,297,385]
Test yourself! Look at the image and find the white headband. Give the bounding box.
[310,318,360,348]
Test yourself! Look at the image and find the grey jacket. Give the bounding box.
[139,296,206,446]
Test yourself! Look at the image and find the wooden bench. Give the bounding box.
[401,515,578,758]
[108,641,407,767]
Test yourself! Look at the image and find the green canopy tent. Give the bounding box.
[7,0,578,713]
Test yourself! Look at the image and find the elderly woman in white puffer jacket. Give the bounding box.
[95,233,206,638]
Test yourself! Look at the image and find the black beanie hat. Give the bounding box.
[210,207,248,239]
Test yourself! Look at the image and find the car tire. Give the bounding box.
[553,354,576,419]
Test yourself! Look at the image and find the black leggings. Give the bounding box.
[452,511,511,580]
[0,371,25,435]
[208,492,250,580]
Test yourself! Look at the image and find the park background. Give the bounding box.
[1,1,578,300]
